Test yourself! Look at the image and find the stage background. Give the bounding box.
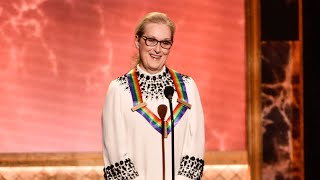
[0,0,245,152]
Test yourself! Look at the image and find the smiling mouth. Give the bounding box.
[150,54,161,60]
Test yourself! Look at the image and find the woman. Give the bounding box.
[102,12,205,180]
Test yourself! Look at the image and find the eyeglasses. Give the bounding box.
[141,36,173,49]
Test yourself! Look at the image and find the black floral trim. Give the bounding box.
[103,158,139,180]
[116,67,189,100]
[178,155,204,180]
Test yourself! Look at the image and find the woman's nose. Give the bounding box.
[154,43,161,53]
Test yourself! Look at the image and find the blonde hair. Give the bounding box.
[135,12,176,39]
[133,12,176,65]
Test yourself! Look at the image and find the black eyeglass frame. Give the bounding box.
[141,36,173,49]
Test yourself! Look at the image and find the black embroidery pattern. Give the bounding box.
[103,158,139,180]
[178,155,205,180]
[116,67,189,100]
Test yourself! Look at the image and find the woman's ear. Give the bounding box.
[135,35,140,49]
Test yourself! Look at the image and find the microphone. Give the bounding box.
[164,86,175,180]
[164,86,174,100]
[157,104,167,121]
[157,104,168,138]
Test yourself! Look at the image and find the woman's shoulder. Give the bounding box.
[107,72,130,93]
[167,67,192,82]
[114,73,129,86]
[167,67,199,89]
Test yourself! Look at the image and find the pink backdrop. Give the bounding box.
[0,0,245,152]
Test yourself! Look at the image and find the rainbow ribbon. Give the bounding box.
[127,68,189,134]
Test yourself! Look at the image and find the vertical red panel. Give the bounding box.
[0,0,245,152]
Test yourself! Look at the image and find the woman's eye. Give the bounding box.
[148,39,157,43]
[162,41,171,45]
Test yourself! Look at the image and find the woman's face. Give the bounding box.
[135,23,172,74]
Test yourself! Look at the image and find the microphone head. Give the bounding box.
[164,86,174,99]
[157,104,168,120]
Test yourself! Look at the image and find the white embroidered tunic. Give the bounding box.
[102,65,205,180]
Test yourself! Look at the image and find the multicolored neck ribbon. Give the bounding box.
[127,67,189,135]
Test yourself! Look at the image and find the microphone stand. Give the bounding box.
[167,96,175,180]
[164,86,175,180]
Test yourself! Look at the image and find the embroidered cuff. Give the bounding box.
[178,155,204,180]
[103,158,139,180]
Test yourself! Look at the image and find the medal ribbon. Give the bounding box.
[127,67,189,134]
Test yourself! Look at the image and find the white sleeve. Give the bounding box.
[177,78,205,180]
[102,80,140,179]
